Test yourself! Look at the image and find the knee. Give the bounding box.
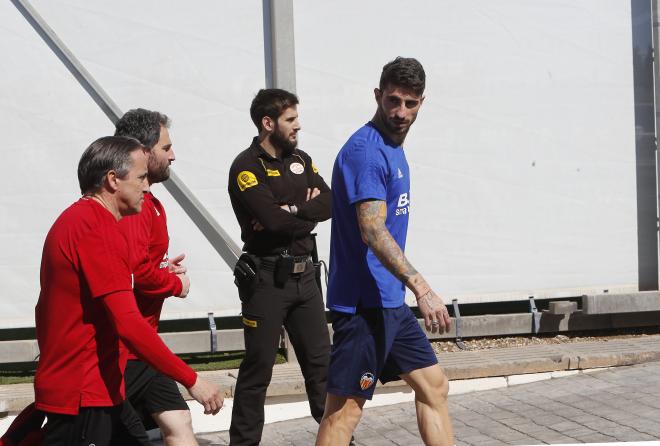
[417,368,450,404]
[436,370,449,401]
[322,397,363,432]
[238,355,275,381]
[157,410,194,438]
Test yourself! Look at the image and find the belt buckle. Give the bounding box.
[292,261,306,274]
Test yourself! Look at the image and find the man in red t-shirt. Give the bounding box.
[34,136,223,446]
[115,109,196,445]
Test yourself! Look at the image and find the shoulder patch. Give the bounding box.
[237,171,258,191]
[312,162,319,174]
[266,168,281,177]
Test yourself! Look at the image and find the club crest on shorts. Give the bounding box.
[359,372,375,390]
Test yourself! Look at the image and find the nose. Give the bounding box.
[169,148,176,162]
[394,106,407,120]
[143,178,150,193]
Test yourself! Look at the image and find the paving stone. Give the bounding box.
[194,361,660,445]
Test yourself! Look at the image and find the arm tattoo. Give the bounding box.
[356,200,419,283]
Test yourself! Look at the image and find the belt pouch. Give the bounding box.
[274,252,293,287]
[234,253,258,302]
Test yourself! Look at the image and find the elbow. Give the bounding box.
[358,226,375,246]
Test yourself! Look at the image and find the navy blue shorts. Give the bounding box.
[326,304,438,400]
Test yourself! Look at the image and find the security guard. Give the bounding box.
[228,88,331,446]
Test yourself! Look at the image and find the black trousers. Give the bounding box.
[229,261,330,446]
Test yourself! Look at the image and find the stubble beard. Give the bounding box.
[148,159,170,184]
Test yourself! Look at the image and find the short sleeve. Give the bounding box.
[78,225,133,299]
[342,140,388,204]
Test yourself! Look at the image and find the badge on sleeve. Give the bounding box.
[312,162,319,174]
[290,162,304,175]
[237,171,258,191]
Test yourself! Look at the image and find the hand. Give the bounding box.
[188,377,224,415]
[306,187,320,201]
[177,273,190,298]
[416,290,451,334]
[251,218,264,231]
[168,253,187,274]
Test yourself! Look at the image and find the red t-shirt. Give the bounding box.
[34,198,197,415]
[119,193,181,324]
[34,198,132,415]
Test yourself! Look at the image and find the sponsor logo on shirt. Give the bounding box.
[396,192,410,216]
[266,168,281,177]
[359,372,375,390]
[397,167,403,179]
[289,162,304,174]
[312,162,319,174]
[237,171,258,191]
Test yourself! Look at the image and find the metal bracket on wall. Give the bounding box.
[452,299,467,350]
[208,312,217,353]
[529,296,541,334]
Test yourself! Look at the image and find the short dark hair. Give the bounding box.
[114,108,170,149]
[78,136,145,195]
[250,88,299,132]
[379,57,426,96]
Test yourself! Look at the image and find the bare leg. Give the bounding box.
[152,410,198,446]
[315,393,365,446]
[401,364,453,446]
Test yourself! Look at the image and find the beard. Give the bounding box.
[148,158,170,183]
[271,125,298,153]
[377,104,416,136]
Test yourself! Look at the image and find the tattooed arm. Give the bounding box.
[356,199,451,333]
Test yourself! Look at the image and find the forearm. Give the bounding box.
[362,224,430,296]
[357,200,429,297]
[133,265,182,299]
[295,191,331,222]
[103,291,197,388]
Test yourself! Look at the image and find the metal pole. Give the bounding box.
[262,0,297,92]
[632,0,659,290]
[653,0,660,284]
[263,0,299,364]
[11,0,123,123]
[162,172,241,266]
[11,0,241,268]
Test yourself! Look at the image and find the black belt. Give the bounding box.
[258,255,311,273]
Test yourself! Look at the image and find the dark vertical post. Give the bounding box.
[632,0,659,290]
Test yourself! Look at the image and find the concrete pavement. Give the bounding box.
[196,361,660,445]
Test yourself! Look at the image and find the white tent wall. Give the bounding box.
[295,0,639,306]
[0,0,641,328]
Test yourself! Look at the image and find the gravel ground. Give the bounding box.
[432,326,660,353]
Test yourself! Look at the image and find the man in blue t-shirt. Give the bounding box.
[316,58,454,446]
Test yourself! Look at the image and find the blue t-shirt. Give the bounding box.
[327,122,411,313]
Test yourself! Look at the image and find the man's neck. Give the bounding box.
[257,134,281,159]
[89,192,121,221]
[370,113,407,147]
